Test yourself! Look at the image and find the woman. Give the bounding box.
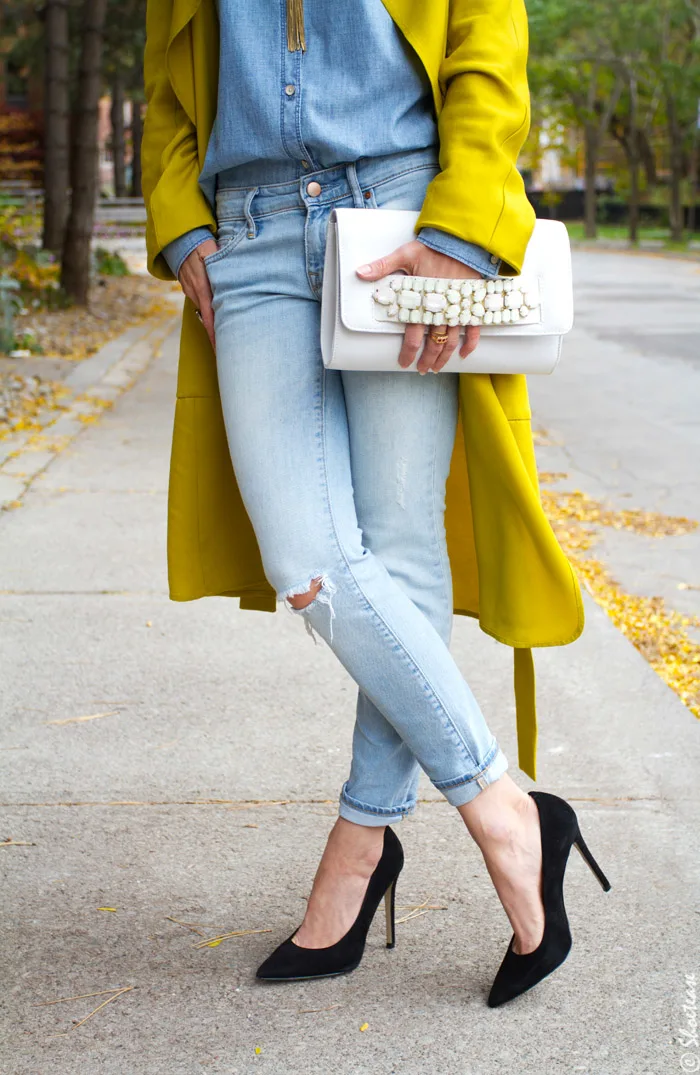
[142,0,609,1006]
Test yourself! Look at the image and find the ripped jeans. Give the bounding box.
[206,145,509,826]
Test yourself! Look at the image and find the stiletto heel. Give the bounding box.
[384,876,397,948]
[487,790,611,1008]
[255,824,404,981]
[573,830,612,891]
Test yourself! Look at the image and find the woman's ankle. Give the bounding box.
[457,774,533,850]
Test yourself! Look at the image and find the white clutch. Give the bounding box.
[320,208,574,374]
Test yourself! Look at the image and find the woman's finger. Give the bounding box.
[460,324,480,359]
[398,322,425,369]
[416,320,448,373]
[198,293,216,353]
[431,324,462,373]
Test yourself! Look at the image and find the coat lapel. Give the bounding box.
[380,0,447,114]
[166,0,202,125]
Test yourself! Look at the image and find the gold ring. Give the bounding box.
[430,330,449,345]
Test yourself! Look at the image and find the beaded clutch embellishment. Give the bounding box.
[371,276,541,328]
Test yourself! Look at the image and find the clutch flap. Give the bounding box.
[331,208,573,338]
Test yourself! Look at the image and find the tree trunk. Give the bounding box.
[666,93,685,243]
[110,73,126,198]
[60,0,109,305]
[42,0,70,254]
[130,96,142,199]
[583,125,598,239]
[627,76,640,245]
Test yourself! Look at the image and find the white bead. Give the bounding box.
[494,280,504,293]
[484,294,504,312]
[483,310,494,324]
[503,279,513,292]
[412,276,426,291]
[446,288,461,304]
[486,280,496,294]
[451,279,463,290]
[398,308,411,322]
[459,310,471,325]
[446,303,461,318]
[409,309,422,323]
[446,316,460,326]
[390,277,403,291]
[373,286,395,306]
[473,286,487,303]
[492,310,502,324]
[471,302,485,318]
[460,280,475,296]
[435,280,448,294]
[505,290,522,310]
[502,308,512,323]
[402,276,414,290]
[398,290,421,309]
[423,292,447,313]
[388,303,399,318]
[422,310,434,325]
[469,316,482,326]
[519,305,529,319]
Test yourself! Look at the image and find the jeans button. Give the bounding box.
[307,181,322,197]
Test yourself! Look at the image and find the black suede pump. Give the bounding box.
[487,790,612,1008]
[255,824,404,982]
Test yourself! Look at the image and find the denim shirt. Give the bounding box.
[161,0,502,280]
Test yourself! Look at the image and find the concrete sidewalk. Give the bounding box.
[1,290,699,1074]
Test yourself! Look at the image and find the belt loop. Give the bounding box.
[244,186,259,238]
[345,162,364,209]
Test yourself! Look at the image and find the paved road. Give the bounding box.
[530,250,700,623]
[1,253,699,1075]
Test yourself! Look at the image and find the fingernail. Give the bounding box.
[357,264,372,275]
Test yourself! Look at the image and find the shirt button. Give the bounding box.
[301,159,309,168]
[307,181,322,197]
[284,84,296,96]
[490,255,498,264]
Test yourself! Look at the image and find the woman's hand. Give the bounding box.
[178,239,219,352]
[356,240,483,373]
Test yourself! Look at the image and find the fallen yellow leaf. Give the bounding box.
[46,710,119,726]
[98,907,117,912]
[205,938,223,947]
[359,1022,369,1032]
[255,1047,262,1055]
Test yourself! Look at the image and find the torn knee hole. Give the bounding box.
[286,576,324,610]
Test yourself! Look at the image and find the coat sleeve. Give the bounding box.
[141,0,216,281]
[415,0,536,275]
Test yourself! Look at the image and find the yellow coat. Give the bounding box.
[142,0,584,781]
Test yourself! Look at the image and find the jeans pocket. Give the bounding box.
[369,165,441,212]
[202,219,248,268]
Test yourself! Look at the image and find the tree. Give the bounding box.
[528,0,626,238]
[60,0,108,303]
[42,0,71,252]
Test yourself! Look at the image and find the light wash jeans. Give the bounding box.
[205,145,509,826]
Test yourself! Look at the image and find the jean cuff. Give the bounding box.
[160,226,214,279]
[416,227,501,278]
[338,781,416,826]
[432,743,509,809]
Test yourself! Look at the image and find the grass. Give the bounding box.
[565,221,700,252]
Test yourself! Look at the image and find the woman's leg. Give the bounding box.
[337,366,459,827]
